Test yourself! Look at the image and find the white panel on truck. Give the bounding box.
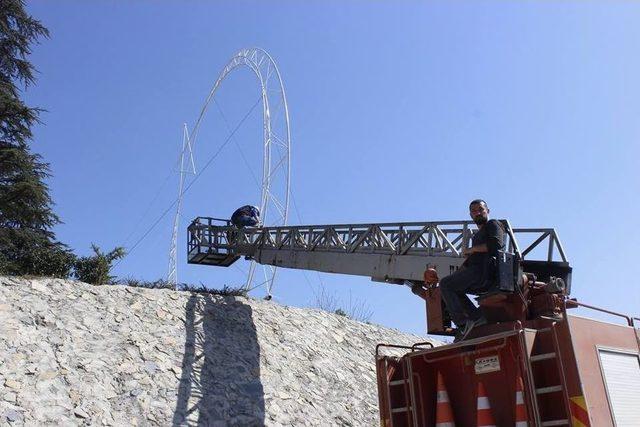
[598,349,640,426]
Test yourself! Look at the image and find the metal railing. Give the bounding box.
[566,299,636,327]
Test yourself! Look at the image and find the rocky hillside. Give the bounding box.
[0,277,438,426]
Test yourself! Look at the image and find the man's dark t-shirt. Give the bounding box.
[465,219,505,267]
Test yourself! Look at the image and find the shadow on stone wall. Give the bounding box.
[172,294,264,426]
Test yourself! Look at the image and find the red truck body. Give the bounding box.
[376,309,640,426]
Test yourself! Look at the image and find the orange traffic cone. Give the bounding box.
[435,371,455,427]
[476,381,497,427]
[515,375,528,427]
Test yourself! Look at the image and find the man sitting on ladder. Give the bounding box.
[427,199,504,342]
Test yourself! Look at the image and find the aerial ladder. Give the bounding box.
[187,217,640,427]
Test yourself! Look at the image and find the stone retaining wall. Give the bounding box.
[0,277,438,426]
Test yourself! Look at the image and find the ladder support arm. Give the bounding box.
[187,217,568,285]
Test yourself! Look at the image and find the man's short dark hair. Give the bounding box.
[469,199,488,208]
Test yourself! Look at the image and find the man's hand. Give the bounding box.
[423,268,439,285]
[464,244,488,256]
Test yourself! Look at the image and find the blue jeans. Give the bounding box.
[439,264,486,327]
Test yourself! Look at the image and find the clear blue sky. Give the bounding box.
[25,1,640,335]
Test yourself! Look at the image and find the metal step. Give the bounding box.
[389,379,407,386]
[391,406,411,414]
[531,352,557,362]
[536,385,563,395]
[541,419,569,426]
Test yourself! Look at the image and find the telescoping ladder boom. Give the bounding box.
[186,217,568,286]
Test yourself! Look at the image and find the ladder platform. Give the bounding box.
[188,251,239,267]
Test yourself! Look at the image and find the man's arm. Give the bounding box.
[463,221,504,256]
[485,220,505,256]
[463,244,488,256]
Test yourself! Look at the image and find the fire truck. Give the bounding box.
[186,217,640,426]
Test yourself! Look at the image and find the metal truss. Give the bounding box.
[187,218,568,284]
[187,48,291,295]
[167,124,196,287]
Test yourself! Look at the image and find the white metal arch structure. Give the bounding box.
[189,47,291,296]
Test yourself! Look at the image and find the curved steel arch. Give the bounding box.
[189,47,291,296]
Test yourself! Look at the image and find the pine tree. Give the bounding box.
[0,0,74,276]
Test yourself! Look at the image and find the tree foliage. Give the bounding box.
[0,0,72,276]
[74,245,126,286]
[0,0,49,143]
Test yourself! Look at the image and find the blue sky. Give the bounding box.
[25,1,639,335]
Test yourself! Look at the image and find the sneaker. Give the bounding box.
[453,317,487,343]
[453,321,474,343]
[474,316,488,327]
